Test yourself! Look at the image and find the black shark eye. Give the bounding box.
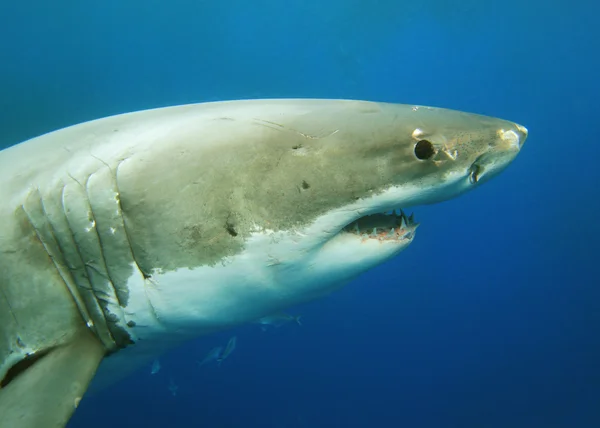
[414,140,435,160]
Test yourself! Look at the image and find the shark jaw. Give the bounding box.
[92,185,422,390]
[118,181,452,347]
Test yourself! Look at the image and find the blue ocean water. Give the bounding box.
[1,0,598,427]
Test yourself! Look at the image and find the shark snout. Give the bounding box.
[514,123,528,148]
[497,123,528,152]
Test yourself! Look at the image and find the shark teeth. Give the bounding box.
[342,209,419,242]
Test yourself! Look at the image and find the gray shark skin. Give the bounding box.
[0,99,527,427]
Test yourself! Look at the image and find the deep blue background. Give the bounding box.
[1,1,599,427]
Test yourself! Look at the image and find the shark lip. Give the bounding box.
[341,209,419,242]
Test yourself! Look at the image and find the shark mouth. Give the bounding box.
[342,209,419,242]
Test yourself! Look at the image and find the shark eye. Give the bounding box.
[414,140,435,160]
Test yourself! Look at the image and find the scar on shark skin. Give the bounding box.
[252,118,339,140]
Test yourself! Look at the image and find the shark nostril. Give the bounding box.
[469,164,482,184]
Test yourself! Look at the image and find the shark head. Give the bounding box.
[0,99,527,427]
[252,102,528,290]
[108,99,527,337]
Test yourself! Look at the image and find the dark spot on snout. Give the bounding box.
[292,144,302,150]
[301,180,310,190]
[127,320,136,327]
[225,222,238,237]
[414,139,436,160]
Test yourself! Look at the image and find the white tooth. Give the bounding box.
[387,229,395,237]
[401,217,407,228]
[354,223,360,233]
[371,228,377,236]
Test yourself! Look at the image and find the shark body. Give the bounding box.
[0,99,527,427]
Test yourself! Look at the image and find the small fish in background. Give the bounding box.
[150,359,161,375]
[168,378,178,397]
[197,346,223,367]
[255,311,302,330]
[216,336,237,366]
[168,379,178,396]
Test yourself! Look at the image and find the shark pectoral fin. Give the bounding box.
[0,328,105,428]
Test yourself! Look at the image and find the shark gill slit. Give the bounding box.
[88,153,144,305]
[87,153,134,306]
[60,178,122,351]
[57,181,118,350]
[113,159,152,280]
[82,168,136,349]
[34,189,98,329]
[112,159,162,325]
[19,190,99,339]
[83,172,123,307]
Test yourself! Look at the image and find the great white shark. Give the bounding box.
[0,99,527,427]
